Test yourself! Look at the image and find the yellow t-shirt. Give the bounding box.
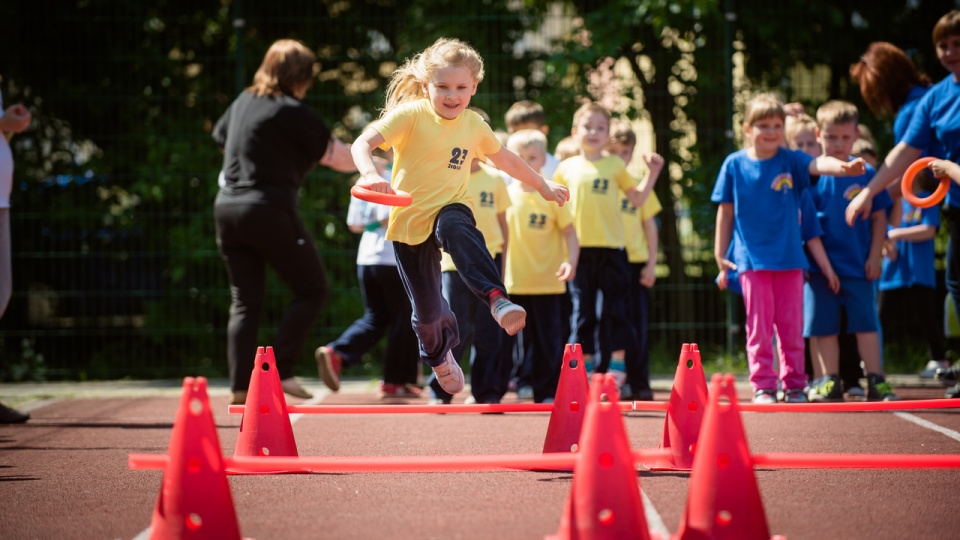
[374,100,502,245]
[504,183,575,295]
[552,155,638,248]
[620,191,662,263]
[440,163,510,272]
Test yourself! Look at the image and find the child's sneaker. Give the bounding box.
[432,350,464,394]
[845,383,865,398]
[866,373,899,401]
[315,346,342,391]
[490,296,526,336]
[808,375,843,402]
[516,385,534,400]
[782,388,808,403]
[378,382,422,399]
[609,359,627,388]
[935,363,960,385]
[753,389,777,404]
[920,359,951,379]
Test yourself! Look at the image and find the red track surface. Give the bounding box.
[1,383,959,539]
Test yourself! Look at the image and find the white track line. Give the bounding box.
[893,411,960,444]
[642,490,671,538]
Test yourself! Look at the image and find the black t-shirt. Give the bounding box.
[213,90,331,210]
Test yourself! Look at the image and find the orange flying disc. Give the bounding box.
[901,156,950,209]
[350,184,412,207]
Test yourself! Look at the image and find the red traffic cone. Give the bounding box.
[543,343,591,455]
[675,374,781,540]
[547,374,652,540]
[647,343,708,470]
[234,346,299,458]
[148,377,242,540]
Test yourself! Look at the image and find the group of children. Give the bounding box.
[314,37,665,405]
[316,34,955,406]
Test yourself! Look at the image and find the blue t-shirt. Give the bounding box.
[711,147,813,273]
[903,76,960,207]
[807,164,893,278]
[879,198,939,291]
[721,189,821,296]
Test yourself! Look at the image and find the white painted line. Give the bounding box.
[894,411,960,444]
[642,490,671,538]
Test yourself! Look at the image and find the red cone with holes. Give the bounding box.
[234,346,299,458]
[543,343,591,455]
[148,377,242,539]
[547,374,652,540]
[647,343,708,470]
[675,374,781,540]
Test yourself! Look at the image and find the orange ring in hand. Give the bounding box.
[901,156,950,209]
[350,184,412,207]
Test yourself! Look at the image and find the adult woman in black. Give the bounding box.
[213,39,355,404]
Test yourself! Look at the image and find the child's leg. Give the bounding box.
[813,335,840,375]
[378,265,420,386]
[771,269,806,391]
[393,241,459,367]
[435,204,507,302]
[597,250,637,387]
[855,332,882,374]
[468,254,508,402]
[430,269,478,401]
[739,270,777,392]
[569,248,602,361]
[514,294,563,403]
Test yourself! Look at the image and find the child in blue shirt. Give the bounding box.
[805,100,897,401]
[878,196,945,378]
[713,93,861,404]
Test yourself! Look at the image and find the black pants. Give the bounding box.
[878,285,946,362]
[215,203,328,393]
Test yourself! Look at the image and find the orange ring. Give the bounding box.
[350,184,412,207]
[901,156,950,209]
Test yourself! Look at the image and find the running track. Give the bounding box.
[1,379,958,539]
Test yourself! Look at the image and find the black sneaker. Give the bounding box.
[808,375,843,402]
[935,364,960,385]
[866,373,899,401]
[0,403,29,424]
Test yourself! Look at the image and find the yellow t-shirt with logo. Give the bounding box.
[552,155,638,248]
[620,191,662,263]
[374,100,502,245]
[440,163,510,272]
[504,183,575,295]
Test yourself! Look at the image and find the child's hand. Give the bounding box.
[929,159,960,182]
[865,257,882,281]
[882,239,898,262]
[715,259,736,291]
[784,102,806,117]
[3,104,31,133]
[822,267,841,294]
[539,180,570,207]
[640,263,656,288]
[841,157,866,176]
[642,152,665,175]
[556,261,575,282]
[356,174,393,193]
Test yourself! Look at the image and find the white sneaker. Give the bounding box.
[920,360,950,379]
[432,351,464,394]
[490,296,526,336]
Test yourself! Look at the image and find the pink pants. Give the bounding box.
[739,269,806,392]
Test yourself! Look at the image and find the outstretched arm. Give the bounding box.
[845,142,922,226]
[488,146,569,206]
[320,136,357,173]
[626,153,664,208]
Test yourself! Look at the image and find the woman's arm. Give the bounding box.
[320,136,358,173]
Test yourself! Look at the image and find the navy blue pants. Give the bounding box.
[327,264,419,385]
[569,247,635,355]
[512,294,563,402]
[394,204,506,369]
[215,203,328,393]
[599,261,651,392]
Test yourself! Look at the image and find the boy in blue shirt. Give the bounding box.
[805,100,898,401]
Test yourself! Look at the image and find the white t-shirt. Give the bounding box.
[0,90,13,208]
[346,171,396,266]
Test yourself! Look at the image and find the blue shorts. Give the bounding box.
[803,274,879,337]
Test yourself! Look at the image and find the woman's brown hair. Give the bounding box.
[850,42,930,117]
[248,39,316,98]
